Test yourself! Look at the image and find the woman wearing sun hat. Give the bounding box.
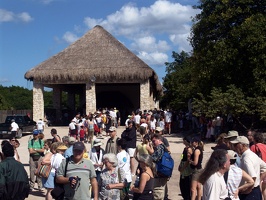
[41,142,67,200]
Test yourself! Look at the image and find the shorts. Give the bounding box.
[42,171,55,189]
[88,129,94,138]
[127,148,136,157]
[165,122,171,129]
[80,137,85,142]
[191,168,202,181]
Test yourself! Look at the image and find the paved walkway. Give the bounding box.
[0,126,215,199]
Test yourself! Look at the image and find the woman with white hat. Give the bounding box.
[90,139,105,182]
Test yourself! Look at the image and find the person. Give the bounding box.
[98,153,126,200]
[43,140,52,155]
[0,142,30,199]
[188,137,204,200]
[139,119,148,141]
[36,118,45,133]
[28,129,45,191]
[10,119,19,139]
[56,142,98,200]
[150,133,169,200]
[250,132,266,200]
[78,124,85,142]
[149,115,157,134]
[69,119,77,139]
[226,150,254,200]
[211,133,229,150]
[62,135,70,147]
[121,120,137,175]
[230,136,266,200]
[105,126,119,154]
[64,136,76,159]
[247,129,255,147]
[117,138,132,193]
[0,140,9,162]
[90,139,105,183]
[178,137,193,200]
[164,109,172,135]
[88,115,95,144]
[41,142,66,200]
[13,138,21,162]
[155,127,170,153]
[51,128,61,143]
[198,149,230,200]
[131,154,155,200]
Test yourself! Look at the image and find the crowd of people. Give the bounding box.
[2,108,266,200]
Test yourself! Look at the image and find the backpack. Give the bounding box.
[156,150,174,178]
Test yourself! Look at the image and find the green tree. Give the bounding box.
[161,51,198,109]
[190,0,266,96]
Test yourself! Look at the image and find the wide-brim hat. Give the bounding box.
[224,130,239,139]
[57,145,68,151]
[93,139,103,147]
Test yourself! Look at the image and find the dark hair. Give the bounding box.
[144,134,151,141]
[51,128,57,135]
[254,132,264,144]
[151,133,163,141]
[1,140,9,147]
[117,138,127,150]
[2,142,14,157]
[198,149,228,184]
[183,136,190,143]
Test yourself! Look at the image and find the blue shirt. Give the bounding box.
[64,146,73,158]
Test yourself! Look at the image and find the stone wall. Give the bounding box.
[33,82,44,122]
[86,83,96,114]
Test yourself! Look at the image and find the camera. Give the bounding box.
[70,176,81,190]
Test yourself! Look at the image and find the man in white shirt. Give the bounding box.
[231,136,266,200]
[36,119,45,133]
[164,109,172,135]
[198,149,231,200]
[10,119,19,139]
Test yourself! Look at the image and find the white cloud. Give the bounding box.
[65,0,200,66]
[62,32,79,43]
[138,51,169,66]
[18,12,34,22]
[0,78,10,83]
[0,9,33,23]
[0,9,15,22]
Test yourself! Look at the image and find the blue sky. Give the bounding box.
[0,0,200,89]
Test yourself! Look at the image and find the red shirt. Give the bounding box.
[250,143,266,162]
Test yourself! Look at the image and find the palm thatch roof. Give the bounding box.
[24,25,162,94]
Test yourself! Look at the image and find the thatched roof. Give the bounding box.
[24,25,162,94]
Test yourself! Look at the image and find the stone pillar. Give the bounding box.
[53,86,62,123]
[140,80,150,111]
[33,82,44,122]
[86,83,96,114]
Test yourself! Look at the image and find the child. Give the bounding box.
[79,124,85,142]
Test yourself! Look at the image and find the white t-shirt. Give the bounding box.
[69,122,76,130]
[134,114,141,124]
[203,172,228,200]
[37,120,45,130]
[51,153,65,173]
[11,122,19,131]
[117,150,132,182]
[150,119,157,129]
[165,111,172,123]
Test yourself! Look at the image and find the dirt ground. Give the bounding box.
[1,126,215,200]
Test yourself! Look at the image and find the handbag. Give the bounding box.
[51,158,69,200]
[35,163,52,178]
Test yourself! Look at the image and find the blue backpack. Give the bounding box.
[156,151,174,178]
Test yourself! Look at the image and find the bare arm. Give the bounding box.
[41,152,53,165]
[238,169,254,195]
[130,172,149,193]
[190,149,200,166]
[91,177,98,200]
[146,143,154,155]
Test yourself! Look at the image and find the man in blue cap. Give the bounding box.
[28,129,44,191]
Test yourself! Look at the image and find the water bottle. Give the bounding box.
[134,176,140,187]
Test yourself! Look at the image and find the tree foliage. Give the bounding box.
[161,0,266,129]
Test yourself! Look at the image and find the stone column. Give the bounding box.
[33,82,44,122]
[53,86,62,123]
[86,83,96,114]
[140,80,150,111]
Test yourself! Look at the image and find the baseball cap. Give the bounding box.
[224,130,239,139]
[73,142,85,151]
[68,137,76,144]
[109,126,116,132]
[227,150,237,160]
[230,136,249,145]
[33,129,39,135]
[155,127,162,132]
[93,139,103,147]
